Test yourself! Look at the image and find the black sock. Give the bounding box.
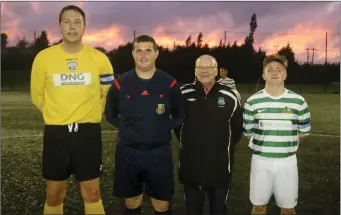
[123,206,141,215]
[154,207,172,215]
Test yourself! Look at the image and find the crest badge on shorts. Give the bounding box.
[156,104,165,115]
[67,61,77,72]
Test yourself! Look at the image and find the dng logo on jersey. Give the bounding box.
[53,73,92,86]
[61,73,84,81]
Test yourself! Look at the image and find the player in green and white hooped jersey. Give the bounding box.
[243,54,311,215]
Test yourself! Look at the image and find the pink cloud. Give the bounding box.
[255,22,340,63]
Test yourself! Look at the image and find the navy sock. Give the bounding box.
[154,207,172,215]
[123,206,141,215]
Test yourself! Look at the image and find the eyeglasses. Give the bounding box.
[196,66,217,70]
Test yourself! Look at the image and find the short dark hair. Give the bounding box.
[133,35,157,51]
[59,5,86,25]
[220,67,228,72]
[263,54,288,69]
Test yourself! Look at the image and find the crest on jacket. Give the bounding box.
[156,104,165,115]
[217,97,225,107]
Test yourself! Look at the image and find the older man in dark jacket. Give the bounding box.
[175,55,243,215]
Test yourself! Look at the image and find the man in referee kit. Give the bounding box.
[243,54,311,215]
[175,54,243,215]
[105,35,185,215]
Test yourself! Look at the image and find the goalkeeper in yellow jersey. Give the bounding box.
[30,5,114,215]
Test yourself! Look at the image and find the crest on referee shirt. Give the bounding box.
[217,97,225,107]
[156,104,165,115]
[67,61,77,72]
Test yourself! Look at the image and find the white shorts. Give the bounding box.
[250,154,298,209]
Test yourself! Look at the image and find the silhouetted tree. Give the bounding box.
[203,43,209,49]
[1,33,8,49]
[196,32,203,48]
[34,31,49,52]
[257,48,266,64]
[232,41,238,48]
[219,39,224,48]
[185,35,192,47]
[16,37,29,49]
[108,43,134,74]
[278,43,296,64]
[1,29,340,91]
[245,13,257,46]
[277,43,299,84]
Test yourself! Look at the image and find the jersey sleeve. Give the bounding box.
[243,100,254,136]
[173,84,189,143]
[30,52,46,112]
[229,78,236,90]
[98,53,114,113]
[298,99,311,135]
[169,79,185,129]
[104,79,120,127]
[230,87,241,105]
[230,89,243,145]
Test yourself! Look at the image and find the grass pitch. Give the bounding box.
[1,91,340,215]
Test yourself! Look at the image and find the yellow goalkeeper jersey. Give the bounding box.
[30,44,114,125]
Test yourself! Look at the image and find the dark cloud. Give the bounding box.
[2,1,339,37]
[79,2,337,32]
[1,1,339,62]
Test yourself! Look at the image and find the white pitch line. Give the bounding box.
[310,133,340,138]
[1,131,340,139]
[1,130,118,139]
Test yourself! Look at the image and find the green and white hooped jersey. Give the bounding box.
[243,89,311,158]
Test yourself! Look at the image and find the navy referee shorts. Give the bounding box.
[113,141,174,201]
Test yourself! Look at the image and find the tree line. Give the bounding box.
[1,14,339,89]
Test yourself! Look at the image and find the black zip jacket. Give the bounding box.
[175,80,243,189]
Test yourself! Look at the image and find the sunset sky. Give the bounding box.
[1,1,340,64]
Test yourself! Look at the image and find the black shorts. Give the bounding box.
[113,142,174,201]
[42,123,102,181]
